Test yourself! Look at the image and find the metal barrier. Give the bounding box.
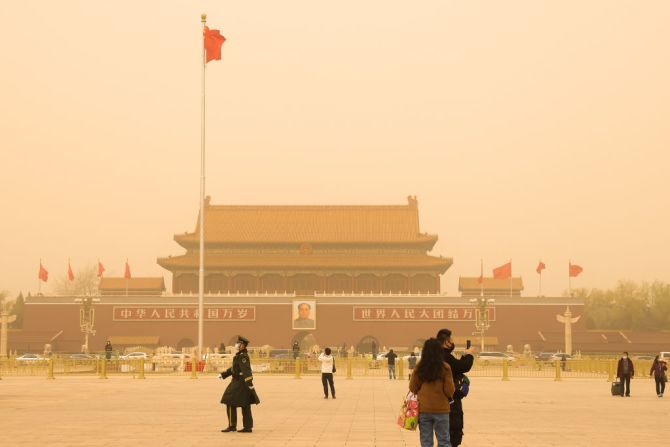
[0,356,658,381]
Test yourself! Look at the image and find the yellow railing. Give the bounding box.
[0,356,657,381]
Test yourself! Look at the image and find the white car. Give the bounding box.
[251,363,270,373]
[119,351,149,360]
[16,353,45,362]
[477,352,515,363]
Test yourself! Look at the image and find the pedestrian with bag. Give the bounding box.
[437,328,475,447]
[219,336,260,433]
[649,355,667,397]
[318,347,336,399]
[409,338,455,447]
[616,351,635,397]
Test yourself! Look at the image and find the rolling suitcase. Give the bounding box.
[611,381,623,396]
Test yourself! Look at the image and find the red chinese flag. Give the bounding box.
[569,262,583,277]
[38,263,49,282]
[97,261,105,278]
[536,261,546,274]
[67,262,75,282]
[493,262,512,280]
[124,261,131,279]
[204,26,226,63]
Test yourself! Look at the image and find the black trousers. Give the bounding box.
[227,404,253,429]
[322,373,335,397]
[449,399,464,446]
[655,377,666,395]
[621,376,631,396]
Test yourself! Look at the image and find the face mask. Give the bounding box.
[622,355,627,359]
[235,343,241,351]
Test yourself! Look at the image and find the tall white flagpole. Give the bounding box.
[197,13,207,361]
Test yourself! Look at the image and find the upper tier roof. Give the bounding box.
[174,196,438,247]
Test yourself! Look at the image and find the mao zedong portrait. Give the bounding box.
[293,302,316,329]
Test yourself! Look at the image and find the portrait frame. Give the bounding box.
[292,300,317,330]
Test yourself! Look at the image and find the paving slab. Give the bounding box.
[0,375,668,446]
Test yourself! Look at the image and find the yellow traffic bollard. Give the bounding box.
[398,358,404,380]
[554,360,561,381]
[47,358,55,380]
[502,359,510,381]
[191,358,198,379]
[346,357,353,380]
[137,359,146,379]
[364,359,369,376]
[294,358,302,379]
[608,359,615,382]
[100,358,108,379]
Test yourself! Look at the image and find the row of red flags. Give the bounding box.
[38,261,131,283]
[478,261,583,283]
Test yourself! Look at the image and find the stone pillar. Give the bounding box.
[556,306,581,355]
[1,311,17,357]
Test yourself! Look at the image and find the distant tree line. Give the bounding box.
[571,281,670,331]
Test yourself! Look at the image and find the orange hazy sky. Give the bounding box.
[1,1,668,297]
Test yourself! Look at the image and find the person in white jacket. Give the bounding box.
[318,347,336,399]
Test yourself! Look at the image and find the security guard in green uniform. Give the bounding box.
[220,336,260,433]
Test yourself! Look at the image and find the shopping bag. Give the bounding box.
[397,391,419,430]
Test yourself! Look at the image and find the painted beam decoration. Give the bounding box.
[352,306,495,322]
[113,306,255,321]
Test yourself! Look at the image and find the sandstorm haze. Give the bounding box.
[0,1,668,297]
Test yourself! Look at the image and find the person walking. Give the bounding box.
[318,347,336,399]
[104,341,113,360]
[409,338,455,447]
[220,336,260,433]
[292,341,300,360]
[616,351,635,397]
[408,352,418,380]
[649,355,667,397]
[385,349,398,379]
[437,329,475,447]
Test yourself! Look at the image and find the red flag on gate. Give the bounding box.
[493,261,512,280]
[38,262,49,282]
[536,261,546,274]
[67,261,74,281]
[569,262,583,277]
[97,261,105,278]
[124,261,131,279]
[204,26,226,63]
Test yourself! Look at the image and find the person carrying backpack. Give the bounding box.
[437,328,475,447]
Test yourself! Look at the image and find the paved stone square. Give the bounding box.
[1,374,668,446]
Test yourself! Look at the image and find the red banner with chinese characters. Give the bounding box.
[352,306,495,322]
[112,306,255,321]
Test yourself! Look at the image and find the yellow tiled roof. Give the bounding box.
[175,196,438,245]
[157,254,452,272]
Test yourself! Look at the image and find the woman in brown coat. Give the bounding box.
[649,355,667,397]
[410,338,456,447]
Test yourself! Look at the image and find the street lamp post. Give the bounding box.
[469,297,495,352]
[74,296,100,353]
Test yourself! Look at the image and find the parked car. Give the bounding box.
[68,353,97,360]
[477,352,515,363]
[533,352,553,361]
[550,353,573,362]
[660,352,670,362]
[251,363,270,373]
[119,352,149,360]
[16,353,45,362]
[632,355,655,361]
